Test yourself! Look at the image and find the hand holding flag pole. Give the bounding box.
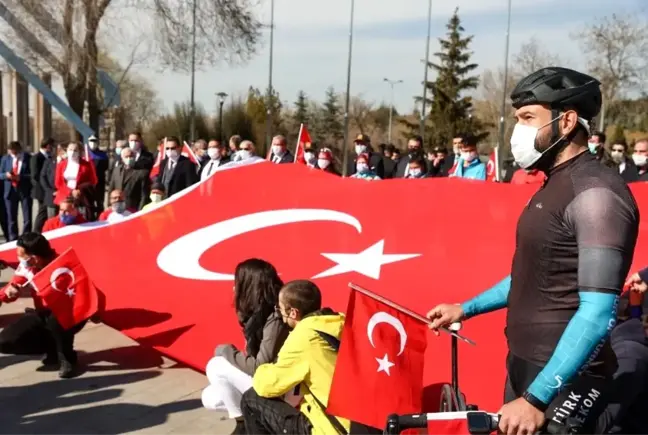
[348,283,476,345]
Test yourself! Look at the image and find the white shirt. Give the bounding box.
[107,210,132,223]
[64,159,80,189]
[619,161,626,174]
[201,160,220,181]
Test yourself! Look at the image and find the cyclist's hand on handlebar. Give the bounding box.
[497,397,545,435]
[426,304,464,335]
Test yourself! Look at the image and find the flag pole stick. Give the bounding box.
[348,282,476,346]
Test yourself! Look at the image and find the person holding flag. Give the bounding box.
[0,233,96,378]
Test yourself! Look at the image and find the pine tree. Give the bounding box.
[404,8,489,147]
[294,90,309,126]
[322,87,344,147]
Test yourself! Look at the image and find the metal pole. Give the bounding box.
[189,0,197,143]
[218,101,224,141]
[265,0,275,156]
[341,0,355,177]
[496,0,512,182]
[420,0,432,143]
[388,83,393,144]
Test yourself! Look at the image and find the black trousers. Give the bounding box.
[33,200,48,233]
[504,353,610,434]
[0,309,85,363]
[241,388,312,435]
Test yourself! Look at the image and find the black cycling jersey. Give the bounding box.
[506,151,639,372]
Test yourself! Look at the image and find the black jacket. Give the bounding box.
[30,151,49,201]
[134,149,155,172]
[39,158,56,207]
[156,155,199,197]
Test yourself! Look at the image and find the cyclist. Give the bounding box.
[427,67,639,435]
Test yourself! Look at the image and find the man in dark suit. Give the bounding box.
[268,135,294,164]
[40,144,62,221]
[156,136,199,198]
[200,140,230,181]
[86,134,109,219]
[0,141,32,241]
[128,131,155,172]
[30,138,54,233]
[346,134,385,178]
[393,135,428,178]
[108,147,151,210]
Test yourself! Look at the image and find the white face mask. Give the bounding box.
[67,150,79,161]
[355,145,367,155]
[115,147,122,157]
[304,152,315,163]
[356,163,369,173]
[461,151,476,162]
[318,159,330,169]
[166,149,179,160]
[207,148,221,160]
[123,157,134,167]
[150,193,163,203]
[89,141,98,150]
[237,150,251,161]
[129,140,140,151]
[510,115,565,169]
[610,151,624,164]
[272,145,284,157]
[632,153,647,167]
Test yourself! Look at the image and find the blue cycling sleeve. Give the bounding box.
[461,276,511,319]
[525,291,618,406]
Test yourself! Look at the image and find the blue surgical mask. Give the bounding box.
[60,214,76,225]
[588,142,598,154]
[409,169,422,177]
[356,163,369,173]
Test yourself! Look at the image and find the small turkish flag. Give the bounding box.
[294,123,312,164]
[150,140,165,180]
[327,288,427,429]
[182,141,200,165]
[426,412,473,434]
[486,150,497,182]
[31,248,99,330]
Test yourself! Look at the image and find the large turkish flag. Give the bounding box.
[0,162,647,415]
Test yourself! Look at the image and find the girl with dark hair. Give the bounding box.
[202,258,290,430]
[0,232,86,378]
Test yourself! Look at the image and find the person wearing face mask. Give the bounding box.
[142,183,166,211]
[30,138,54,233]
[193,139,210,168]
[54,142,97,221]
[608,139,639,183]
[427,146,450,177]
[450,134,486,180]
[269,135,294,164]
[127,131,154,171]
[404,155,429,179]
[588,131,606,155]
[349,153,381,180]
[315,148,340,176]
[303,148,317,168]
[631,139,648,182]
[347,134,385,178]
[428,67,640,435]
[0,232,88,378]
[228,140,265,165]
[394,136,427,178]
[201,140,230,181]
[42,196,87,232]
[109,147,151,210]
[98,189,135,223]
[0,141,32,242]
[40,144,65,220]
[155,136,199,198]
[85,135,109,220]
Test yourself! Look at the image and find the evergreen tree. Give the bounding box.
[322,87,344,147]
[403,8,489,147]
[294,90,310,126]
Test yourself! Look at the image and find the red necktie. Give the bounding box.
[11,158,18,187]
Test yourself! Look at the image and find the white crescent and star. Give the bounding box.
[367,311,409,376]
[50,267,76,297]
[156,209,421,281]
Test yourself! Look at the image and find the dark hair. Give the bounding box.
[234,259,283,321]
[230,135,242,147]
[409,154,427,167]
[378,143,387,152]
[591,131,606,144]
[458,133,477,147]
[17,232,56,259]
[166,136,180,146]
[8,141,21,151]
[611,138,628,150]
[392,148,401,155]
[60,196,79,207]
[130,131,142,138]
[40,138,55,148]
[280,280,322,316]
[151,182,165,192]
[386,144,396,153]
[409,136,423,146]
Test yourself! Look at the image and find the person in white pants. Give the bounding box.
[202,356,253,418]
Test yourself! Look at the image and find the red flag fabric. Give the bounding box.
[150,141,165,180]
[294,123,312,164]
[83,142,98,181]
[0,166,648,413]
[327,289,427,429]
[486,151,497,182]
[181,141,199,165]
[426,412,475,434]
[31,248,99,330]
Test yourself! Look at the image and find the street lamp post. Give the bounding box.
[341,0,355,177]
[216,92,228,142]
[383,78,403,144]
[495,0,513,182]
[420,0,432,142]
[189,0,197,143]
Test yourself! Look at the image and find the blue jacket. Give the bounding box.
[452,157,486,180]
[0,152,31,199]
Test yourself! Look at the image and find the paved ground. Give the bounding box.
[0,268,234,434]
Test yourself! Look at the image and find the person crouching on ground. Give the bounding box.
[241,280,350,435]
[0,232,86,378]
[201,259,289,433]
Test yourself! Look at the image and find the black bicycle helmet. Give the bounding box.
[510,67,602,121]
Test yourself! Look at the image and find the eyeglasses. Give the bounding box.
[165,147,177,151]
